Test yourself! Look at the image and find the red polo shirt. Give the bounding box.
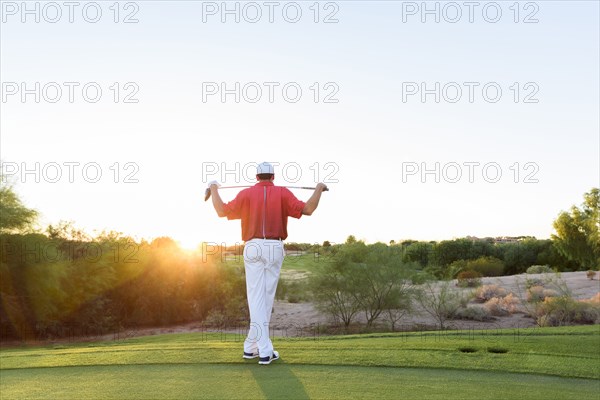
[223,181,306,241]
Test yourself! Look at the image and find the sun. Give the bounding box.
[176,236,201,252]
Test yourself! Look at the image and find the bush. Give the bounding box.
[286,281,310,303]
[536,296,600,326]
[275,279,289,300]
[416,281,465,329]
[527,285,544,302]
[474,285,507,302]
[582,293,600,303]
[527,285,558,302]
[484,293,520,316]
[448,260,468,279]
[456,270,482,288]
[203,310,227,327]
[526,265,553,274]
[524,277,544,289]
[455,305,492,321]
[411,271,432,285]
[277,279,310,303]
[467,257,505,277]
[586,270,597,280]
[310,244,418,329]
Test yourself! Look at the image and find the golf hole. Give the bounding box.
[487,347,509,354]
[458,347,478,353]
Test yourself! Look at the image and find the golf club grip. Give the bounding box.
[204,188,211,201]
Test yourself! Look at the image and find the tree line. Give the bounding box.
[0,183,597,339]
[0,229,247,340]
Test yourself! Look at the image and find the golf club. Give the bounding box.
[205,185,328,201]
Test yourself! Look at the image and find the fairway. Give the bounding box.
[1,326,598,399]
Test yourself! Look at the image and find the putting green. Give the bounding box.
[1,364,597,400]
[1,325,598,399]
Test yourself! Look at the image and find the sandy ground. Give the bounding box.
[481,271,600,301]
[3,272,598,346]
[268,271,600,333]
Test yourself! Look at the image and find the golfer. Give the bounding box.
[208,162,327,365]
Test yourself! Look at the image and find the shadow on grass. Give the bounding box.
[250,359,309,400]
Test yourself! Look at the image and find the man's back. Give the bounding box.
[222,181,306,241]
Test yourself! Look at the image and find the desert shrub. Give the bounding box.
[536,296,600,326]
[525,277,544,289]
[475,284,507,302]
[526,265,553,274]
[582,293,600,303]
[527,285,544,302]
[275,279,289,300]
[310,243,418,329]
[287,293,302,303]
[466,256,505,277]
[423,265,444,280]
[287,281,311,303]
[484,293,520,316]
[277,279,310,303]
[448,260,468,279]
[203,310,227,327]
[455,305,492,321]
[416,281,465,329]
[203,292,249,327]
[456,270,482,288]
[411,271,432,285]
[527,285,558,302]
[459,291,474,307]
[586,270,597,280]
[0,232,254,340]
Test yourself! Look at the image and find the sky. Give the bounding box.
[1,1,599,248]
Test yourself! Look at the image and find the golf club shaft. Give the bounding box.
[204,185,328,201]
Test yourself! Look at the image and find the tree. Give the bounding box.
[384,288,414,331]
[309,262,361,329]
[552,188,599,269]
[310,242,417,330]
[351,243,416,327]
[416,280,464,329]
[466,256,504,277]
[309,240,366,328]
[429,239,474,269]
[345,235,357,244]
[0,184,38,233]
[402,241,433,268]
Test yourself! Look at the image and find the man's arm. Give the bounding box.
[210,184,227,217]
[302,183,328,216]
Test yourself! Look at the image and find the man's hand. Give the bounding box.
[316,182,328,192]
[208,180,221,191]
[207,180,227,217]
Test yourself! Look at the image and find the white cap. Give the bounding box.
[257,162,274,175]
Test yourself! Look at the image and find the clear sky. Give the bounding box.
[1,1,598,248]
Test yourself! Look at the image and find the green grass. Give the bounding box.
[1,325,599,399]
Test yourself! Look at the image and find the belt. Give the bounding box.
[248,237,282,241]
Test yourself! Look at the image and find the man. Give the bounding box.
[208,162,327,365]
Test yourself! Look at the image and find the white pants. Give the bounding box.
[243,239,285,358]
